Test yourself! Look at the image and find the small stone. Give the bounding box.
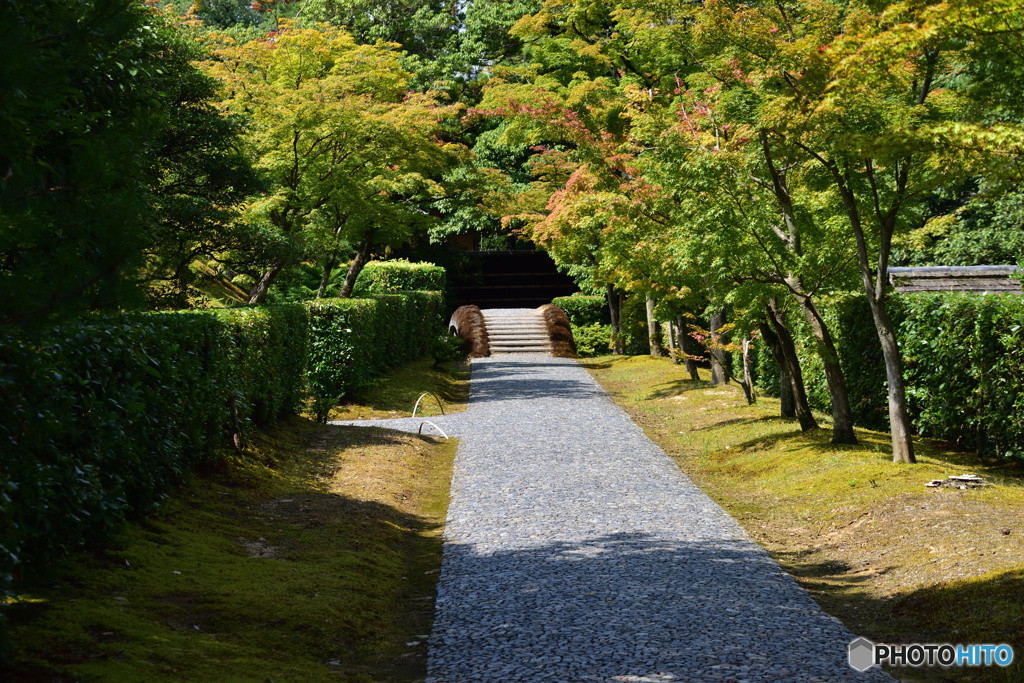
[1001,528,1011,536]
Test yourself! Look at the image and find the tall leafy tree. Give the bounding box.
[0,0,254,324]
[205,23,462,302]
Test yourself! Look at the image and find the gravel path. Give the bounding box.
[333,355,889,682]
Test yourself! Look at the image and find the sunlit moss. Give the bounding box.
[8,413,456,682]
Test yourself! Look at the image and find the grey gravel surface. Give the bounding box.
[333,355,889,682]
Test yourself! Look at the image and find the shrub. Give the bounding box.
[551,293,608,326]
[352,259,446,296]
[0,290,445,651]
[573,323,613,357]
[431,333,466,366]
[0,306,307,592]
[786,292,1024,460]
[899,293,1024,458]
[306,292,443,399]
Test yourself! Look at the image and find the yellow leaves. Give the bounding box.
[898,212,958,252]
[564,78,617,111]
[510,8,555,39]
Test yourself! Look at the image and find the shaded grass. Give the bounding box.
[584,355,1024,682]
[5,413,456,681]
[321,358,470,422]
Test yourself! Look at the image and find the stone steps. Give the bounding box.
[481,308,552,355]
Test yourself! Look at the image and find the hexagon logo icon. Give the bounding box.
[848,637,875,671]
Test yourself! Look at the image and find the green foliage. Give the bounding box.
[306,292,443,399]
[617,295,653,356]
[0,306,307,601]
[205,24,459,303]
[0,288,445,647]
[900,294,1024,460]
[551,294,608,326]
[431,333,467,366]
[0,0,255,325]
[897,183,1024,267]
[265,262,348,304]
[351,259,446,295]
[791,293,1024,460]
[756,345,782,399]
[572,323,612,357]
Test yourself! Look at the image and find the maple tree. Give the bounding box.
[204,22,462,302]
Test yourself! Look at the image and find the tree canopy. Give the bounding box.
[4,0,1024,460]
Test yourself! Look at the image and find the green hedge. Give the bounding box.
[0,306,307,587]
[306,291,444,399]
[551,294,609,326]
[352,259,446,296]
[572,323,613,357]
[0,288,443,608]
[759,292,1024,460]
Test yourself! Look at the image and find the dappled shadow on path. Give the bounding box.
[429,531,890,682]
[466,358,607,405]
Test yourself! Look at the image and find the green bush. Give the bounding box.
[900,293,1024,458]
[432,333,466,366]
[0,306,307,594]
[306,292,443,399]
[572,323,613,357]
[551,294,609,326]
[0,290,444,652]
[352,259,446,296]
[786,292,1024,460]
[756,343,782,398]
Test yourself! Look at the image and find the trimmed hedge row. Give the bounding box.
[758,292,1024,459]
[307,292,443,399]
[352,259,446,296]
[1,290,444,605]
[0,306,307,586]
[552,294,609,327]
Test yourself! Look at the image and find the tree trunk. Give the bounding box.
[247,263,284,304]
[794,295,856,443]
[739,337,756,404]
[666,320,679,364]
[826,157,916,461]
[766,299,817,430]
[646,295,663,357]
[710,308,728,385]
[606,285,624,355]
[677,316,700,381]
[316,254,337,299]
[759,303,818,431]
[338,235,373,299]
[757,319,794,417]
[866,296,916,463]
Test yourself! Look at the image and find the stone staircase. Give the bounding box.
[481,308,552,355]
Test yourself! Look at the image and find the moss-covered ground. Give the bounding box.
[322,358,470,422]
[584,355,1024,683]
[5,359,467,682]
